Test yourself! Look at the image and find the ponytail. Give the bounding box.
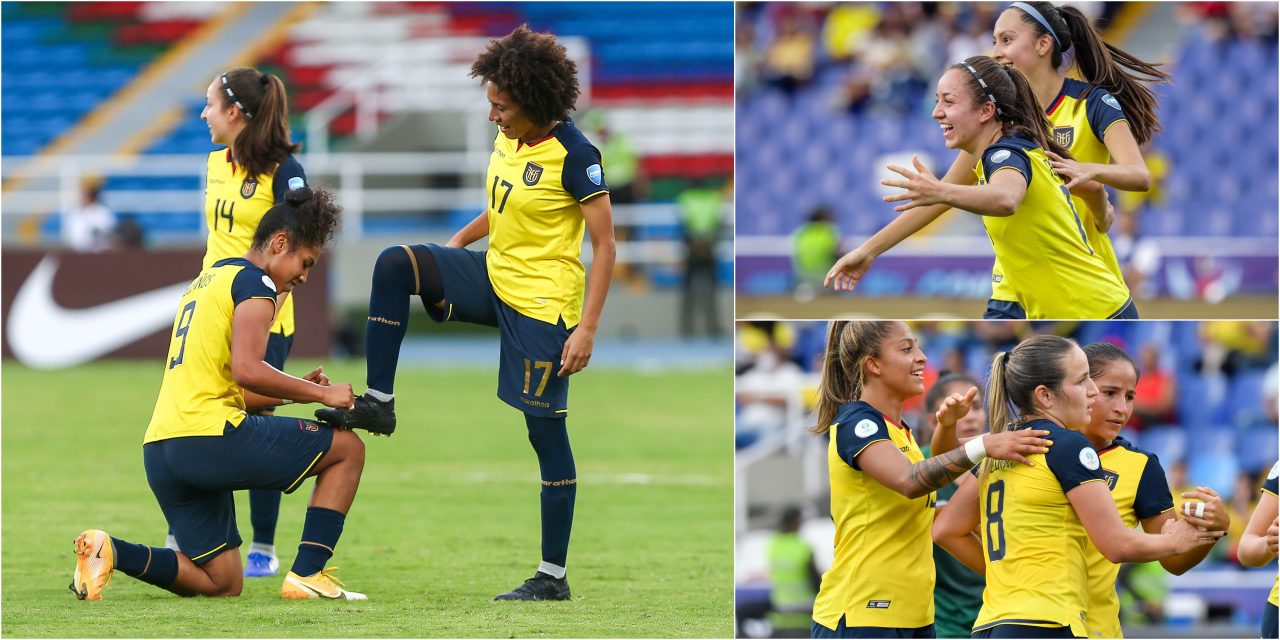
[220,67,300,180]
[1014,2,1169,145]
[812,321,896,435]
[955,56,1073,160]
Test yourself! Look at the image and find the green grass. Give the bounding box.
[2,360,733,637]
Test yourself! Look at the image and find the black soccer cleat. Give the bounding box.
[494,572,571,601]
[315,393,396,436]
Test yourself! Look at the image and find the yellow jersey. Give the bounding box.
[974,421,1107,637]
[991,79,1129,304]
[144,258,278,443]
[1265,461,1278,607]
[976,134,1132,318]
[203,150,305,335]
[813,401,935,630]
[485,119,609,328]
[1082,436,1176,638]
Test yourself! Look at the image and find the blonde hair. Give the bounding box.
[981,334,1077,484]
[812,321,897,435]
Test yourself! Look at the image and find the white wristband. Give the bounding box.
[964,435,988,465]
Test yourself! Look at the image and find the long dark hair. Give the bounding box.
[812,321,897,435]
[953,55,1072,159]
[218,66,300,180]
[1011,2,1169,144]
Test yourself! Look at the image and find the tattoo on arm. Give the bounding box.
[907,446,974,494]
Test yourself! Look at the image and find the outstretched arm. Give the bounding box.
[858,428,1052,500]
[826,151,978,291]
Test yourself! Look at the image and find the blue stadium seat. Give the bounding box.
[1187,451,1239,499]
[1236,424,1279,474]
[1139,427,1186,466]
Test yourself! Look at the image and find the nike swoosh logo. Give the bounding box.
[7,256,189,370]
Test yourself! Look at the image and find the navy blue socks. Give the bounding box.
[525,415,576,570]
[248,490,281,546]
[111,537,179,588]
[290,507,346,577]
[365,246,417,395]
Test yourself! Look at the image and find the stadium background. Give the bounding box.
[0,2,734,636]
[735,319,1279,638]
[734,2,1279,319]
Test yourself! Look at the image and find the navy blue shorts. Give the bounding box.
[142,414,333,563]
[1263,602,1277,639]
[971,624,1079,638]
[264,331,294,370]
[984,299,1026,320]
[419,244,571,418]
[984,298,1138,320]
[811,617,935,639]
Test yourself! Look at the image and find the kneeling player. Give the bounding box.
[70,187,371,601]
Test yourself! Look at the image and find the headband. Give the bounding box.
[221,73,254,119]
[961,63,1004,117]
[1011,2,1062,50]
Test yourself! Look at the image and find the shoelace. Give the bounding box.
[317,567,347,588]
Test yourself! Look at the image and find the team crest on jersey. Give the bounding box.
[240,176,258,199]
[523,162,544,186]
[1054,126,1075,148]
[1101,469,1119,490]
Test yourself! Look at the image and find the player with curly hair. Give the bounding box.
[71,187,371,601]
[317,25,616,601]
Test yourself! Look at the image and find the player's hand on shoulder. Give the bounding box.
[1179,485,1229,531]
[558,329,593,377]
[825,248,875,292]
[983,428,1052,466]
[935,386,978,428]
[322,382,355,409]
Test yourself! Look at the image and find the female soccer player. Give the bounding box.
[810,321,1053,638]
[315,25,615,601]
[829,3,1166,319]
[1074,343,1229,638]
[1238,461,1279,639]
[173,65,310,578]
[71,187,369,601]
[932,335,1219,638]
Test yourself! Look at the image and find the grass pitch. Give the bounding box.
[2,359,732,637]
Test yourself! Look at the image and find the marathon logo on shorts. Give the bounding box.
[298,419,319,432]
[241,176,258,199]
[523,161,543,186]
[866,600,891,609]
[1054,126,1075,148]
